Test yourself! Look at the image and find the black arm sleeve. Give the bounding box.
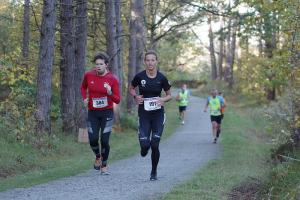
[131,75,139,87]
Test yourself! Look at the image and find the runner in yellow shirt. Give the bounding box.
[176,84,189,125]
[204,89,224,143]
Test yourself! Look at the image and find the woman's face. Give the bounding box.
[95,58,107,75]
[144,54,157,71]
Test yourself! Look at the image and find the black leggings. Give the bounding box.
[138,108,165,173]
[87,109,114,165]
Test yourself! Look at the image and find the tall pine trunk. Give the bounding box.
[228,21,237,88]
[60,0,76,135]
[147,0,159,50]
[115,0,123,92]
[224,18,238,88]
[218,17,224,80]
[126,0,137,111]
[135,0,146,73]
[208,16,217,80]
[22,0,30,63]
[91,2,97,51]
[114,0,124,129]
[105,0,118,75]
[105,0,121,128]
[263,13,277,100]
[74,0,88,132]
[36,0,57,135]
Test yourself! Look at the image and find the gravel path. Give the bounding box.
[0,96,220,200]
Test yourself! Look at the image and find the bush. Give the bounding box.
[265,88,300,157]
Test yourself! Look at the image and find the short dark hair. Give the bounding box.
[144,50,158,60]
[93,52,109,64]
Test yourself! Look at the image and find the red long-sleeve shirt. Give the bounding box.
[81,69,120,110]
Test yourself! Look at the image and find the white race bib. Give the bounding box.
[144,97,161,111]
[92,97,108,108]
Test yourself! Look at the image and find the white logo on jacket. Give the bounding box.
[141,80,146,87]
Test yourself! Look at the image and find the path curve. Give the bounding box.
[0,96,220,200]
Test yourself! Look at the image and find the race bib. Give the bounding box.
[144,97,161,111]
[92,97,108,108]
[211,109,220,115]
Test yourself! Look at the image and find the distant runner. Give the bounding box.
[176,84,189,125]
[204,89,224,143]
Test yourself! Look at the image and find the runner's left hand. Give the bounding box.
[104,82,112,95]
[158,98,165,106]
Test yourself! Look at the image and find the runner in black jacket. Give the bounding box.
[129,50,172,181]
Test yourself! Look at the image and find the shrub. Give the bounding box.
[265,88,300,157]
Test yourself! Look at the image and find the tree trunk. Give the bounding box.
[105,0,118,76]
[135,0,146,73]
[218,17,224,80]
[224,18,237,88]
[22,0,30,62]
[126,0,137,111]
[148,0,158,49]
[91,2,97,51]
[74,0,88,131]
[263,13,277,100]
[105,0,121,127]
[115,0,123,92]
[114,0,124,130]
[208,16,217,80]
[60,0,76,135]
[228,20,237,88]
[258,20,263,57]
[36,0,57,135]
[236,25,242,71]
[224,18,232,85]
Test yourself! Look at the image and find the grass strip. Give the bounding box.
[162,103,271,200]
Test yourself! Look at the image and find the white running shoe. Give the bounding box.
[100,166,110,175]
[181,121,185,125]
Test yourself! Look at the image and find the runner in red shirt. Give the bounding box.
[81,52,120,175]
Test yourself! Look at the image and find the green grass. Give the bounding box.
[161,100,272,200]
[0,100,179,191]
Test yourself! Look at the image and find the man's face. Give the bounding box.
[211,90,218,97]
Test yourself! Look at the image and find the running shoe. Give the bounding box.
[140,147,149,157]
[213,138,217,144]
[217,129,221,138]
[100,166,110,175]
[181,120,185,125]
[94,157,102,170]
[150,172,157,181]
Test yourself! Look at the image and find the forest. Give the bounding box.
[0,0,300,199]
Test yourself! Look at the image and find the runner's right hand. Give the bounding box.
[135,95,144,105]
[84,98,89,107]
